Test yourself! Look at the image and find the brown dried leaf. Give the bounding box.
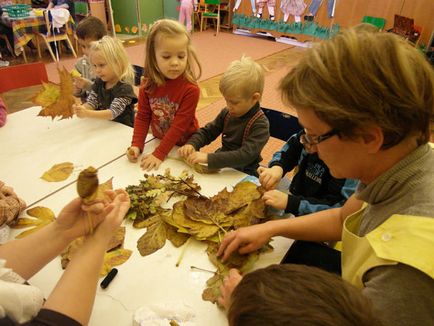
[83,177,113,204]
[77,166,99,198]
[107,226,126,251]
[166,225,190,248]
[202,273,225,304]
[41,162,74,182]
[137,218,167,256]
[37,67,75,120]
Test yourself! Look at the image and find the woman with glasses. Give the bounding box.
[217,27,434,325]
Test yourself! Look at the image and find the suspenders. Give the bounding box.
[223,109,265,144]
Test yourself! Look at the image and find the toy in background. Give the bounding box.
[256,0,275,20]
[233,0,256,16]
[280,0,306,23]
[178,0,197,33]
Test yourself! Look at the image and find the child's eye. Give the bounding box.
[178,55,186,60]
[162,56,170,60]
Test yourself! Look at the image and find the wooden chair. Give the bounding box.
[35,9,77,62]
[200,0,221,36]
[0,62,48,94]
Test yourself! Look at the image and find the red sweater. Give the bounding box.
[131,76,200,160]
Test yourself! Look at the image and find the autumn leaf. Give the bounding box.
[166,224,190,248]
[41,162,74,182]
[77,166,99,199]
[202,272,226,305]
[137,218,167,256]
[10,206,55,238]
[33,82,60,107]
[37,67,75,120]
[100,248,132,276]
[83,177,113,204]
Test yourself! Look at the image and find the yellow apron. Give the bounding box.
[342,207,434,289]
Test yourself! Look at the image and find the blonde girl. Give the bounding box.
[128,19,202,171]
[73,36,137,127]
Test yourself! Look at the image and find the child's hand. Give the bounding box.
[258,166,283,190]
[262,190,288,210]
[73,76,91,91]
[140,153,162,171]
[126,146,140,163]
[73,104,88,118]
[178,144,195,158]
[186,152,208,165]
[218,268,243,310]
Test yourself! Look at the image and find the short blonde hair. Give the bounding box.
[90,36,134,85]
[219,56,264,99]
[144,19,202,90]
[280,28,434,148]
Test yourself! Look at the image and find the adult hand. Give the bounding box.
[258,166,283,190]
[186,151,208,165]
[127,146,140,163]
[217,224,272,261]
[54,196,113,242]
[218,269,243,310]
[140,153,162,171]
[178,144,195,158]
[262,190,288,210]
[92,189,130,243]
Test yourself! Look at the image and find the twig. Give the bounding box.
[176,237,192,267]
[190,266,216,273]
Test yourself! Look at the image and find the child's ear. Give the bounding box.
[252,92,261,102]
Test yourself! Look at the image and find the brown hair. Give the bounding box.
[143,19,202,91]
[228,264,382,326]
[76,16,107,41]
[280,27,434,148]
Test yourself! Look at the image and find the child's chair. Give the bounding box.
[200,0,221,36]
[361,16,386,31]
[0,62,48,94]
[35,9,77,62]
[262,107,302,141]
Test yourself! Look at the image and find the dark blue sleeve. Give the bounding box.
[269,131,304,175]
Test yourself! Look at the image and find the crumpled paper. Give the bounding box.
[133,302,196,326]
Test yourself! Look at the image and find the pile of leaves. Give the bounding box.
[125,169,202,226]
[132,179,271,304]
[33,67,75,120]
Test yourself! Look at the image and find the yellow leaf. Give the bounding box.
[33,82,60,107]
[37,67,75,120]
[27,206,55,221]
[70,69,81,78]
[15,222,51,238]
[11,206,55,238]
[41,162,74,182]
[100,248,132,276]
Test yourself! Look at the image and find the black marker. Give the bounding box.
[100,268,118,289]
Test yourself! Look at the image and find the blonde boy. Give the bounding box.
[179,56,270,176]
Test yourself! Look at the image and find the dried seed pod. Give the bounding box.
[77,166,99,199]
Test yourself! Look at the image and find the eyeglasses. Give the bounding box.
[300,129,339,150]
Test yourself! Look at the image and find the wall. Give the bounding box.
[236,0,433,46]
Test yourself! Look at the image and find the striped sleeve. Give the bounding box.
[108,97,133,119]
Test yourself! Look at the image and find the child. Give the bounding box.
[127,19,202,171]
[73,16,107,102]
[178,56,269,177]
[178,0,197,33]
[47,0,75,20]
[72,36,137,127]
[0,96,7,127]
[222,264,382,326]
[259,130,358,216]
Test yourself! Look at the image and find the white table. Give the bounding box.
[18,141,293,326]
[0,107,152,206]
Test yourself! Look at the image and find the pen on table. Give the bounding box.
[100,268,118,289]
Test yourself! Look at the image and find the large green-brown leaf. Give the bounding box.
[137,218,167,256]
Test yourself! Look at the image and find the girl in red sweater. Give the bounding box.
[127,19,202,170]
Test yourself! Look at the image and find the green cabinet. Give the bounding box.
[111,0,164,36]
